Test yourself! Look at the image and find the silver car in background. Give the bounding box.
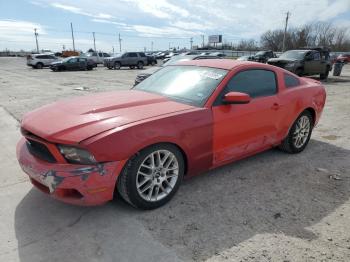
[26,54,59,69]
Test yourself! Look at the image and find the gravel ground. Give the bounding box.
[0,57,349,262]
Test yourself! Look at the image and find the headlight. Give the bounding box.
[58,145,96,164]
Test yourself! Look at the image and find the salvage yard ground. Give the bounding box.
[0,57,350,262]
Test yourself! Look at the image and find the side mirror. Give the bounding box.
[223,92,251,104]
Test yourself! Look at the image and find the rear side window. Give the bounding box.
[226,69,277,98]
[128,53,138,57]
[284,73,300,88]
[139,53,146,57]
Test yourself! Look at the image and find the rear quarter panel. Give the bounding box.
[277,75,326,139]
[81,108,213,176]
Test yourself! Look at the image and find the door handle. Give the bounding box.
[271,103,280,110]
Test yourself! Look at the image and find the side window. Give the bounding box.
[313,52,321,60]
[284,73,300,88]
[69,58,78,63]
[215,69,277,105]
[139,53,146,57]
[36,55,45,59]
[129,53,138,57]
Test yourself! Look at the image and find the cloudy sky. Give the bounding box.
[0,0,349,52]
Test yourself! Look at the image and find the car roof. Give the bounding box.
[177,59,265,70]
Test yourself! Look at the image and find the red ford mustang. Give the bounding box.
[17,60,326,209]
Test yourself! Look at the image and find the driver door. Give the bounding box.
[212,69,283,165]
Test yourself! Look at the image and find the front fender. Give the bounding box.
[81,108,213,176]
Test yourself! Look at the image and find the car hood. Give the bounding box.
[21,90,195,144]
[51,61,63,65]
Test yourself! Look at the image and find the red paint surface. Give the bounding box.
[17,60,326,205]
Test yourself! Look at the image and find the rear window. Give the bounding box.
[284,73,300,88]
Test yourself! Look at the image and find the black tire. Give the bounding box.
[137,61,144,69]
[295,68,303,76]
[87,66,93,70]
[51,67,57,72]
[114,62,121,70]
[279,111,314,154]
[107,66,112,70]
[36,63,43,69]
[151,60,156,66]
[129,65,135,69]
[320,67,329,80]
[117,143,184,209]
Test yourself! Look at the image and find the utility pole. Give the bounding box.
[282,11,290,52]
[92,32,96,51]
[201,35,205,48]
[34,28,39,53]
[70,22,75,51]
[190,37,193,50]
[151,41,153,52]
[118,33,122,52]
[112,46,114,54]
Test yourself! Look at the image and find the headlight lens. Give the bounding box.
[58,145,96,164]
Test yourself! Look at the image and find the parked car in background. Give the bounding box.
[104,52,148,69]
[83,52,111,64]
[135,55,222,85]
[17,60,326,209]
[162,52,179,63]
[50,57,96,71]
[211,52,226,57]
[335,53,350,63]
[237,55,254,61]
[267,47,332,80]
[146,54,157,66]
[27,54,59,69]
[155,52,168,59]
[252,50,276,63]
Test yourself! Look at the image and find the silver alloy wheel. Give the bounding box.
[136,150,179,202]
[293,115,311,148]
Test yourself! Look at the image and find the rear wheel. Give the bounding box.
[36,62,43,69]
[151,60,156,66]
[279,111,313,154]
[117,144,184,209]
[137,61,144,69]
[114,62,121,70]
[129,65,135,69]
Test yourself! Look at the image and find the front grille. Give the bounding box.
[26,139,57,163]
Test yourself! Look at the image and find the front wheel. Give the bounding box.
[117,144,184,209]
[113,62,121,70]
[279,111,313,153]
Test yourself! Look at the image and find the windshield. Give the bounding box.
[280,50,307,59]
[62,57,74,62]
[255,51,266,56]
[134,65,228,107]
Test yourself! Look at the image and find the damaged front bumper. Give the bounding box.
[16,138,125,206]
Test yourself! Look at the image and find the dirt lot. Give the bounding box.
[0,57,349,262]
